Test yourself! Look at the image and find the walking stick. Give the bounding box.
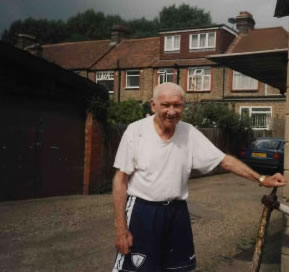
[250,187,277,272]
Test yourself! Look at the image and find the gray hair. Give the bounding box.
[153,82,185,101]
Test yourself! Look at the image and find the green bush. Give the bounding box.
[182,102,252,134]
[107,99,144,125]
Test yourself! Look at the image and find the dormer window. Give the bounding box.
[164,35,180,52]
[189,32,216,49]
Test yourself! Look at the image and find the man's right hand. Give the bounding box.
[115,227,133,255]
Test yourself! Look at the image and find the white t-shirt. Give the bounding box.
[114,115,225,201]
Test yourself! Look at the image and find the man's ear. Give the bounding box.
[150,99,156,113]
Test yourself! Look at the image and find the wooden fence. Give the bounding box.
[92,126,252,193]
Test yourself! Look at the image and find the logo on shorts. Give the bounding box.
[189,254,195,261]
[131,253,146,268]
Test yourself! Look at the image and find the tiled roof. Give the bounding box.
[152,58,214,68]
[92,37,160,70]
[0,41,108,101]
[228,27,288,53]
[42,40,112,69]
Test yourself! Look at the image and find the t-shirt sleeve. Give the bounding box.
[192,128,225,174]
[113,128,135,175]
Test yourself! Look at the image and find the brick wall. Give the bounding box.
[281,30,289,272]
[179,66,224,103]
[83,112,105,194]
[223,69,283,97]
[234,101,286,119]
[110,68,154,102]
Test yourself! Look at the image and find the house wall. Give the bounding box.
[179,66,224,102]
[108,68,154,102]
[219,29,236,53]
[223,69,283,97]
[233,101,286,119]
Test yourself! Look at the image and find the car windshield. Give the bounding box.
[250,139,280,150]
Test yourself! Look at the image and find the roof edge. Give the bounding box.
[160,24,238,36]
[208,48,288,59]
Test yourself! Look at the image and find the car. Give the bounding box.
[239,137,284,173]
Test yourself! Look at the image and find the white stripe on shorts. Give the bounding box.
[112,196,136,271]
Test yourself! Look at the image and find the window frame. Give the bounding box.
[126,70,140,89]
[96,71,115,93]
[187,67,211,92]
[189,32,216,50]
[240,106,272,130]
[232,70,258,90]
[157,68,174,84]
[164,35,181,52]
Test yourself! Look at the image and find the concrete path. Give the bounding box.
[0,173,283,271]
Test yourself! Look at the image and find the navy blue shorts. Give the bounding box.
[113,196,196,272]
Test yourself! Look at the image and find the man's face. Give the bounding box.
[151,88,184,130]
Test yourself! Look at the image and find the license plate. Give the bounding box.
[252,152,267,158]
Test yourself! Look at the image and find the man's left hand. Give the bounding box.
[262,173,286,187]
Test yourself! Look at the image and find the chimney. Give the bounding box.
[15,33,42,57]
[110,24,127,45]
[235,11,255,34]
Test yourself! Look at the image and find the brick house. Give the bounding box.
[41,11,288,132]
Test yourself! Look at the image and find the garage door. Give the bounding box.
[0,98,85,200]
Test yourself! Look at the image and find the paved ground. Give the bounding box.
[0,173,283,272]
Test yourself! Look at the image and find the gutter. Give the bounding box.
[208,48,288,59]
[202,96,286,103]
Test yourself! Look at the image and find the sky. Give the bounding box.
[0,0,288,36]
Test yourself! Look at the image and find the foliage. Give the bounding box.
[2,4,213,43]
[142,101,153,116]
[182,102,252,135]
[66,10,124,41]
[87,95,109,123]
[2,18,68,44]
[107,99,144,125]
[126,17,160,38]
[159,4,212,29]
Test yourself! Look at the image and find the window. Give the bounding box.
[158,69,174,84]
[233,71,258,90]
[164,35,180,51]
[96,71,114,93]
[187,67,211,91]
[190,32,216,49]
[126,70,139,88]
[240,106,272,130]
[74,70,82,76]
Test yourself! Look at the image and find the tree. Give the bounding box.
[2,5,213,43]
[126,17,160,38]
[159,4,212,29]
[66,9,124,41]
[1,18,68,44]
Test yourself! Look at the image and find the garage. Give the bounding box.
[0,41,108,200]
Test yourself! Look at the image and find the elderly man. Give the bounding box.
[112,82,286,272]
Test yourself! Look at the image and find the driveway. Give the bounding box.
[0,173,283,272]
